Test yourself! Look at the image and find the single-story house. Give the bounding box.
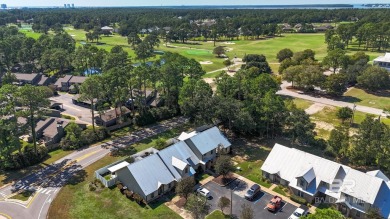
[101,26,114,33]
[34,117,87,148]
[72,94,98,110]
[101,126,231,202]
[128,89,163,108]
[261,144,390,219]
[12,73,42,85]
[54,75,73,91]
[373,53,390,71]
[95,107,131,127]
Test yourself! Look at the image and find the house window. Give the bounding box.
[299,179,305,187]
[297,190,304,198]
[168,182,171,188]
[357,200,364,207]
[211,150,213,154]
[151,192,154,198]
[185,167,188,174]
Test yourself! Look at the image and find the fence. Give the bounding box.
[95,159,126,187]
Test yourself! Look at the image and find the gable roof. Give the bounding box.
[187,127,231,155]
[108,161,130,172]
[13,73,40,82]
[96,107,131,122]
[126,154,175,196]
[374,53,390,63]
[69,76,87,84]
[341,169,384,204]
[54,75,73,87]
[367,170,390,182]
[177,131,197,141]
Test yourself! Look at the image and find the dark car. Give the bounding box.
[244,184,261,200]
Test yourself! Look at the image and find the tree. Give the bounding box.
[323,73,347,97]
[285,107,316,145]
[366,207,385,219]
[223,59,233,71]
[18,85,50,154]
[215,155,234,179]
[1,71,16,85]
[305,208,345,219]
[295,65,326,91]
[186,194,209,219]
[277,48,294,62]
[322,48,349,73]
[218,196,230,213]
[327,125,349,158]
[357,66,390,91]
[127,32,142,49]
[336,107,353,123]
[79,75,103,132]
[175,177,195,200]
[283,65,303,88]
[213,46,225,58]
[60,122,83,150]
[240,203,254,219]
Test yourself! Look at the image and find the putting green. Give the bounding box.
[186,49,211,55]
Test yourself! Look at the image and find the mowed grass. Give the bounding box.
[343,87,390,110]
[206,210,230,219]
[48,155,180,219]
[292,98,314,110]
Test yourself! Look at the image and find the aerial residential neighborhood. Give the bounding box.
[1,2,390,219]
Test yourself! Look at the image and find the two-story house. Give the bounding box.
[261,144,390,219]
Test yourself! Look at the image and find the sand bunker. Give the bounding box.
[222,42,236,45]
[200,61,213,64]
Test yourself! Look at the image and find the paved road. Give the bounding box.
[0,116,188,219]
[277,81,386,116]
[50,93,93,124]
[203,180,296,219]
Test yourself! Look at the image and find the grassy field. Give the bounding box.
[206,210,229,219]
[272,185,289,197]
[48,154,180,219]
[342,88,390,110]
[292,98,314,110]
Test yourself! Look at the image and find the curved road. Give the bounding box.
[277,81,386,116]
[0,116,188,219]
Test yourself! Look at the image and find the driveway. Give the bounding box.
[50,93,93,124]
[203,180,296,219]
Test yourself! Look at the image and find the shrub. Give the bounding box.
[89,183,96,191]
[135,111,156,126]
[3,144,48,170]
[291,194,308,205]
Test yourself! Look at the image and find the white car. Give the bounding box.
[196,187,211,198]
[288,207,307,219]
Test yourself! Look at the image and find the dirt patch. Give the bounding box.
[315,121,334,131]
[174,197,187,208]
[200,61,213,65]
[203,78,214,84]
[305,103,326,115]
[222,42,236,45]
[212,173,237,186]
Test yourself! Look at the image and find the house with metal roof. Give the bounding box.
[374,53,390,71]
[100,126,231,202]
[261,144,390,219]
[183,126,231,170]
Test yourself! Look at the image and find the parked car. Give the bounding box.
[266,195,282,212]
[288,207,308,219]
[196,187,211,199]
[244,184,261,200]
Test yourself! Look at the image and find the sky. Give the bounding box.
[2,0,390,7]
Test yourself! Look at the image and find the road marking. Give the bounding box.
[26,191,39,208]
[45,190,51,195]
[19,186,25,189]
[47,198,52,203]
[74,149,101,163]
[41,189,47,194]
[37,193,52,219]
[0,212,12,219]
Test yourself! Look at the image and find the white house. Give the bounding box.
[373,53,390,71]
[261,144,390,219]
[100,126,231,202]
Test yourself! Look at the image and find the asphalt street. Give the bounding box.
[0,116,188,219]
[50,93,93,124]
[277,81,385,116]
[203,180,297,219]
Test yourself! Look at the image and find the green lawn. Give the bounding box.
[342,88,390,110]
[206,210,230,219]
[272,185,289,197]
[292,98,314,110]
[48,155,181,219]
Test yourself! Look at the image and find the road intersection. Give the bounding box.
[0,116,188,219]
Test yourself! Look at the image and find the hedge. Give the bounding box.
[290,194,308,205]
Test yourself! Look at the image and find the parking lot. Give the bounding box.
[50,93,93,124]
[203,180,297,219]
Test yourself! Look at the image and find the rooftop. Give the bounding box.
[374,53,390,63]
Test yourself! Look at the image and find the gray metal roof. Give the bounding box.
[127,153,175,196]
[187,126,231,155]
